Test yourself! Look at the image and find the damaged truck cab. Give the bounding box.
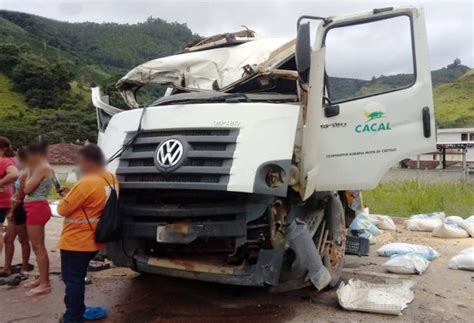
[92,6,435,291]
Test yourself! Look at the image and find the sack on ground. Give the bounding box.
[448,248,474,271]
[404,212,445,232]
[383,253,430,275]
[458,215,474,237]
[367,214,396,231]
[432,221,469,239]
[376,242,440,260]
[348,213,380,243]
[460,247,474,255]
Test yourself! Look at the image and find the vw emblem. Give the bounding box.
[156,139,184,168]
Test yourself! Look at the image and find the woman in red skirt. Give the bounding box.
[23,142,53,296]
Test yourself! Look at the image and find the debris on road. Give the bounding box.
[348,213,380,244]
[337,278,415,315]
[376,243,440,260]
[367,214,396,231]
[444,216,474,237]
[404,212,445,232]
[448,247,474,271]
[345,236,370,256]
[87,261,111,272]
[432,221,470,239]
[382,253,430,275]
[404,213,473,238]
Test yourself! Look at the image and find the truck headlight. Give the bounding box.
[265,165,286,188]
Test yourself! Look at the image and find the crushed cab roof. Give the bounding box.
[116,36,295,108]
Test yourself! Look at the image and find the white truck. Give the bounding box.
[92,6,435,291]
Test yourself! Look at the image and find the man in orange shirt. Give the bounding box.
[57,145,117,323]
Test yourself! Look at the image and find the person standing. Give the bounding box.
[0,148,31,278]
[23,142,53,296]
[57,144,117,323]
[0,137,19,259]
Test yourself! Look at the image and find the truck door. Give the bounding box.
[91,87,122,146]
[301,7,435,197]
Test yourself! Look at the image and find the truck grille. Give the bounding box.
[116,129,238,190]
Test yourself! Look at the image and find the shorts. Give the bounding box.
[13,203,27,226]
[0,208,8,224]
[24,200,51,226]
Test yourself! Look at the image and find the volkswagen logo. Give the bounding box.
[156,139,184,168]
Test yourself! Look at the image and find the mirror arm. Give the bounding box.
[297,15,328,28]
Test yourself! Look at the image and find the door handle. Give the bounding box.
[422,107,431,138]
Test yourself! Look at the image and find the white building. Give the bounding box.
[47,144,81,183]
[437,128,474,162]
[413,128,474,169]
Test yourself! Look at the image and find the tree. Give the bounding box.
[11,55,74,109]
[0,43,21,76]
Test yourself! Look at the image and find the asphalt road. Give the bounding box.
[1,217,473,322]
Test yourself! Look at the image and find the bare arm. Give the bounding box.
[24,165,51,195]
[8,172,27,215]
[0,165,19,187]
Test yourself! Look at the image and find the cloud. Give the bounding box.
[1,0,472,76]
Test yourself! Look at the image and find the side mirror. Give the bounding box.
[296,22,311,84]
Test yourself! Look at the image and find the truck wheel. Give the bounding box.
[322,193,346,287]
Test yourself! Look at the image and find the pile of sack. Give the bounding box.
[405,212,474,239]
[377,242,440,275]
[348,212,396,244]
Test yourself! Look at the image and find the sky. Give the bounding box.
[0,0,472,79]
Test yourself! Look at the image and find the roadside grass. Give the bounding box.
[363,180,474,218]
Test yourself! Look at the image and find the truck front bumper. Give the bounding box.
[134,249,284,286]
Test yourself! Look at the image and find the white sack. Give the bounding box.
[377,243,440,260]
[459,216,474,237]
[432,222,469,239]
[460,247,474,255]
[337,279,415,315]
[448,249,474,271]
[368,214,397,231]
[383,253,430,275]
[404,212,445,232]
[348,213,380,244]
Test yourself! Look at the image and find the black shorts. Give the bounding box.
[13,203,27,226]
[0,208,7,224]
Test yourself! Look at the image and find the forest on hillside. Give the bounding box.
[0,10,197,146]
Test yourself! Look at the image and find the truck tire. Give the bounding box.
[321,192,346,287]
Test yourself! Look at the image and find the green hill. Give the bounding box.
[0,72,28,113]
[328,63,473,129]
[434,69,474,128]
[0,10,198,146]
[0,11,197,70]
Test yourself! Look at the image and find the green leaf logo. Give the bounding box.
[364,111,385,122]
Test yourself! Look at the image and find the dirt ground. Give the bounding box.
[1,216,473,323]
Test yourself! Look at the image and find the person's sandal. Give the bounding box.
[23,279,40,288]
[0,271,11,278]
[25,286,52,296]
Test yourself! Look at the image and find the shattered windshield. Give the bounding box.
[150,91,297,106]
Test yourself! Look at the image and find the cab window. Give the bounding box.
[324,15,415,103]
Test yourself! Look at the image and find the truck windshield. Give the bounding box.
[150,92,297,107]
